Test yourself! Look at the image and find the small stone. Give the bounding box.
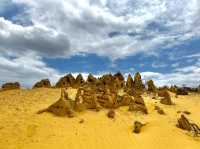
[107,110,115,119]
[183,111,191,115]
[79,119,84,123]
[155,106,165,115]
[133,121,144,133]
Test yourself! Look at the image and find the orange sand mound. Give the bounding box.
[0,88,200,149]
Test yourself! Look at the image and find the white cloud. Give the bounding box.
[142,58,200,87]
[0,17,71,58]
[0,0,199,60]
[0,0,200,87]
[0,52,62,88]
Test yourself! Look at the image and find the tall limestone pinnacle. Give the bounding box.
[133,72,144,91]
[126,74,134,89]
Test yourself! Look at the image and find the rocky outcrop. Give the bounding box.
[158,90,173,105]
[113,72,124,82]
[107,109,115,119]
[176,88,188,95]
[37,89,75,117]
[147,80,157,93]
[55,74,76,88]
[133,121,145,133]
[86,74,97,85]
[98,74,124,92]
[177,115,200,136]
[74,74,85,88]
[133,72,144,91]
[1,82,20,91]
[113,72,125,89]
[126,74,134,89]
[33,79,51,88]
[129,95,148,114]
[81,87,101,111]
[74,88,86,112]
[154,106,165,115]
[117,94,133,106]
[96,88,118,108]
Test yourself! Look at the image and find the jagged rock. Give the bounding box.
[158,90,173,105]
[33,79,51,88]
[81,87,101,111]
[154,106,165,115]
[99,74,119,91]
[125,87,142,97]
[133,72,144,91]
[126,74,134,89]
[113,72,125,89]
[147,80,157,93]
[177,114,200,136]
[177,110,191,115]
[107,109,115,119]
[129,95,148,114]
[55,74,76,88]
[86,74,97,84]
[176,88,188,95]
[183,111,191,115]
[133,121,145,133]
[96,88,118,108]
[1,82,20,91]
[74,88,86,112]
[79,119,84,123]
[74,74,85,88]
[37,89,75,117]
[113,72,124,82]
[117,94,133,106]
[169,85,178,93]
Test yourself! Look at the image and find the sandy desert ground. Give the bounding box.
[0,88,200,149]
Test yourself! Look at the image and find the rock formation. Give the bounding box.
[117,94,133,106]
[33,79,51,88]
[147,80,157,93]
[37,89,75,117]
[113,72,124,82]
[96,88,118,108]
[158,89,173,105]
[177,115,200,136]
[86,74,97,85]
[169,85,178,93]
[154,106,165,115]
[126,74,134,89]
[133,72,144,89]
[129,95,148,114]
[74,74,85,88]
[81,86,101,111]
[176,88,188,95]
[113,72,125,89]
[107,109,115,119]
[1,82,20,91]
[55,74,76,88]
[74,88,86,112]
[133,121,145,133]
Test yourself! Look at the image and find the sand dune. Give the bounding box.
[0,88,200,149]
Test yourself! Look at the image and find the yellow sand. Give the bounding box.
[0,88,200,149]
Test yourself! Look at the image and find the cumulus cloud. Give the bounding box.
[0,0,199,60]
[0,0,200,87]
[0,52,63,87]
[0,18,71,58]
[142,58,200,87]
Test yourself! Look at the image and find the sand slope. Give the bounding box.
[0,88,200,149]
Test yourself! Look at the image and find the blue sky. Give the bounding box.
[0,0,200,87]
